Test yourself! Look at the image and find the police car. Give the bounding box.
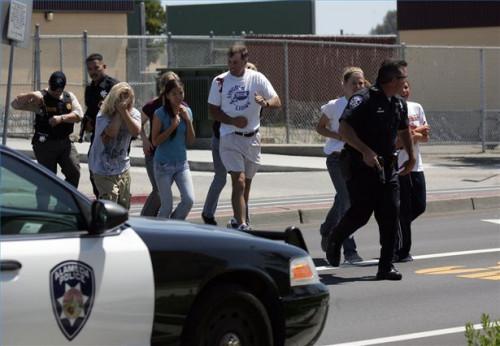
[0,145,329,346]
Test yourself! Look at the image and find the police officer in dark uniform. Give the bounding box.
[11,71,83,189]
[83,53,119,142]
[83,53,119,197]
[325,60,416,280]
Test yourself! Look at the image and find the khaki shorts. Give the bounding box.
[93,170,131,209]
[219,132,261,179]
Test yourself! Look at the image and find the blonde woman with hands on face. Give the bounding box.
[88,82,141,209]
[152,79,196,220]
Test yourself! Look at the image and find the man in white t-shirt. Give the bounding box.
[394,81,430,262]
[207,44,281,230]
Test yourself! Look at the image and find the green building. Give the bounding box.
[166,0,314,35]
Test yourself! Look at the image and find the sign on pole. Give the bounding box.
[2,0,31,48]
[7,0,28,42]
[2,0,33,145]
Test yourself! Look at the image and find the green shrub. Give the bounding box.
[465,314,500,346]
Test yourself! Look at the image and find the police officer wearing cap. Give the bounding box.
[325,59,416,280]
[83,53,119,198]
[11,71,83,188]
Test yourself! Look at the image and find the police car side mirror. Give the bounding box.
[89,199,128,234]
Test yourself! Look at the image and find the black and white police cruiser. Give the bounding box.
[0,145,329,346]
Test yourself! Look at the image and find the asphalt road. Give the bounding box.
[286,209,499,346]
[62,163,500,345]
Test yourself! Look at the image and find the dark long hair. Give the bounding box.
[161,79,184,140]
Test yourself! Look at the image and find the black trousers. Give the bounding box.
[32,138,80,187]
[329,166,400,272]
[396,171,426,257]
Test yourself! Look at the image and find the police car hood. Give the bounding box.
[127,216,306,257]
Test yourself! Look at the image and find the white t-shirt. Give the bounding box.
[208,69,277,137]
[321,97,347,155]
[398,101,427,172]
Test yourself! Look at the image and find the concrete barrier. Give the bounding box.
[472,196,500,210]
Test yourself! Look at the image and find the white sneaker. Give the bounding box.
[237,223,251,231]
[227,217,238,229]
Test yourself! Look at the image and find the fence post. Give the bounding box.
[167,32,173,67]
[58,38,63,71]
[139,1,147,103]
[2,43,15,145]
[283,41,290,144]
[400,42,406,60]
[82,31,88,88]
[479,48,486,152]
[34,24,41,91]
[209,30,215,65]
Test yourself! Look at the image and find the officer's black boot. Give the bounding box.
[326,236,342,267]
[376,265,402,280]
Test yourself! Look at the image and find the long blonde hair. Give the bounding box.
[101,82,135,116]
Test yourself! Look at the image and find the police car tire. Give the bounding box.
[182,283,273,346]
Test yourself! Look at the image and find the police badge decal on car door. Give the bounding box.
[50,261,95,340]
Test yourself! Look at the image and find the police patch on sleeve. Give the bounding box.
[50,261,95,341]
[349,95,363,109]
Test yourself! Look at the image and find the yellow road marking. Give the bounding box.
[482,275,500,280]
[428,268,490,275]
[458,271,500,278]
[415,266,462,274]
[417,263,500,281]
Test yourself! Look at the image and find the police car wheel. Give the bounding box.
[182,284,273,346]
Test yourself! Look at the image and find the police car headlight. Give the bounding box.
[290,255,319,287]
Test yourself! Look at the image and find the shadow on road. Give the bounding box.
[319,274,376,285]
[434,156,500,168]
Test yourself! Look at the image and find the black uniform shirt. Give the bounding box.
[84,75,119,124]
[340,85,409,158]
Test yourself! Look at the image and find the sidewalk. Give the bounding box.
[5,136,500,171]
[3,137,500,227]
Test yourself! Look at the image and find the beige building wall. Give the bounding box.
[400,27,500,111]
[2,12,128,106]
[400,27,500,47]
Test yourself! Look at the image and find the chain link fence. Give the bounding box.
[1,34,499,148]
[404,45,500,146]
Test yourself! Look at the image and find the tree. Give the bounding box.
[144,0,166,35]
[135,0,167,66]
[370,10,397,35]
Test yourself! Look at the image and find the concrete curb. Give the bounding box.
[296,196,500,226]
[186,195,500,228]
[472,196,500,210]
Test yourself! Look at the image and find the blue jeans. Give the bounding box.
[141,154,161,217]
[202,136,227,218]
[154,160,195,219]
[320,152,358,256]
